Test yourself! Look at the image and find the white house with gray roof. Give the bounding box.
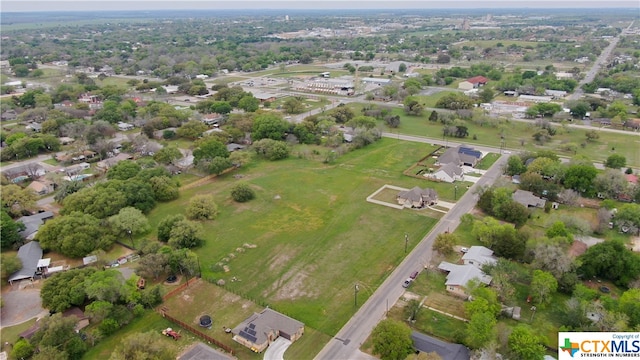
[438,261,492,297]
[462,246,497,268]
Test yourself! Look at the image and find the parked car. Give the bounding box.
[460,247,469,253]
[402,278,412,288]
[410,271,419,279]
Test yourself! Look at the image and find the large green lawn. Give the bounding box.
[367,104,640,167]
[145,138,442,338]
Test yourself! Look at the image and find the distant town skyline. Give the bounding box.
[2,0,638,12]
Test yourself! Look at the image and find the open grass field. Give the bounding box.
[368,104,640,167]
[145,138,442,340]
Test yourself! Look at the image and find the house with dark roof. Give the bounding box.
[437,146,482,168]
[512,189,546,208]
[17,211,54,240]
[411,331,470,360]
[8,241,43,284]
[428,163,464,183]
[232,308,304,353]
[437,261,492,297]
[396,187,438,208]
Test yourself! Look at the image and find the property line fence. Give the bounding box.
[159,310,235,355]
[162,277,200,300]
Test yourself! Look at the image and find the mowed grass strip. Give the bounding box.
[146,139,441,336]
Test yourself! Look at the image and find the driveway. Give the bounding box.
[263,337,292,360]
[0,286,46,328]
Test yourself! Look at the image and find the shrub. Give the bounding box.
[231,182,256,202]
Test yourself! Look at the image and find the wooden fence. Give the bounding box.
[162,277,200,300]
[159,310,235,355]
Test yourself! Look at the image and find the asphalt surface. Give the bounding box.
[314,143,508,360]
[0,287,46,328]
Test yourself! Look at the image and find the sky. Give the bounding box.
[2,0,638,12]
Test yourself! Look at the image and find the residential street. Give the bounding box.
[314,142,508,360]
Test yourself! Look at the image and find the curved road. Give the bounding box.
[314,141,508,360]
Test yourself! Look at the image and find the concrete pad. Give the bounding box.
[263,337,292,360]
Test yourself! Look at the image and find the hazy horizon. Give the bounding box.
[2,0,638,12]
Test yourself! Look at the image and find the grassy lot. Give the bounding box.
[83,311,181,359]
[145,138,442,338]
[0,318,37,353]
[475,153,501,170]
[365,104,640,167]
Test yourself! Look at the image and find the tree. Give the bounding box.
[186,194,218,220]
[563,164,597,196]
[2,184,36,218]
[283,97,306,114]
[136,253,169,280]
[478,88,495,103]
[1,210,25,250]
[578,240,640,287]
[530,270,558,305]
[585,130,600,142]
[110,332,173,360]
[107,161,141,180]
[40,268,95,313]
[252,114,289,140]
[505,155,526,176]
[109,207,150,247]
[11,339,35,360]
[157,214,185,242]
[1,253,22,281]
[428,110,439,122]
[169,219,204,249]
[176,120,207,140]
[614,203,640,234]
[37,212,113,258]
[465,312,496,349]
[594,169,628,199]
[149,176,179,201]
[84,270,125,303]
[405,299,422,321]
[207,156,233,175]
[193,138,229,164]
[508,325,545,360]
[231,182,256,202]
[31,313,87,360]
[371,319,414,360]
[61,186,128,219]
[252,139,290,160]
[153,146,183,165]
[403,97,424,116]
[433,232,457,256]
[619,289,640,328]
[605,154,626,169]
[546,221,573,242]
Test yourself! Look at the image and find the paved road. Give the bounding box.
[568,21,633,101]
[314,144,508,360]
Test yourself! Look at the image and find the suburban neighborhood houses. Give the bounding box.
[1,4,640,360]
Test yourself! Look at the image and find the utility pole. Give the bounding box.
[354,284,359,307]
[454,185,458,200]
[404,233,409,253]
